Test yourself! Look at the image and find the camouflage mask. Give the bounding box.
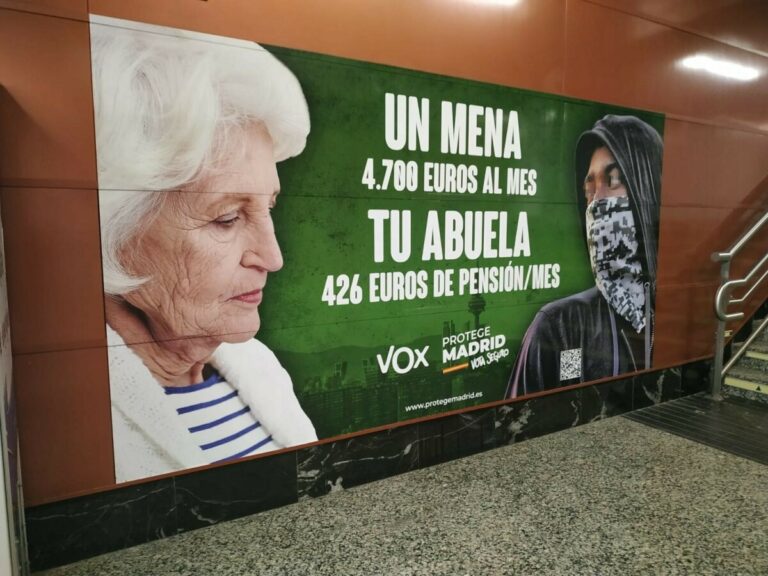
[586,196,646,332]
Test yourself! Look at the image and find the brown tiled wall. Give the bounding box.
[1,0,766,505]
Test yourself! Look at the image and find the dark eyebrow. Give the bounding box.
[603,162,621,174]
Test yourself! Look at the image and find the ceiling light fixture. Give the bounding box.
[470,0,520,6]
[681,55,759,81]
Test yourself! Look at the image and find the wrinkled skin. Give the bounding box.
[107,123,283,386]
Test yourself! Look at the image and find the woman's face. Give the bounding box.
[124,123,283,344]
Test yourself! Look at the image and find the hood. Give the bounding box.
[575,115,663,287]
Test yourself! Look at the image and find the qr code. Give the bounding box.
[560,348,582,381]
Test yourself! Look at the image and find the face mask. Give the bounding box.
[586,196,646,333]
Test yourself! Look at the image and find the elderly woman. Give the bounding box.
[90,16,317,483]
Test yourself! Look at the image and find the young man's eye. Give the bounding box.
[607,168,623,189]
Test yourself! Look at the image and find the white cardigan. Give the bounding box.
[107,326,317,483]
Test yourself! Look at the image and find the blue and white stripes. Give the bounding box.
[164,371,278,463]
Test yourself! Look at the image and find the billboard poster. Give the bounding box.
[90,15,663,483]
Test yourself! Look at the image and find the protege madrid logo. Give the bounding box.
[376,345,430,375]
[443,325,508,372]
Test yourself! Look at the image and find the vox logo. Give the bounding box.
[376,345,430,375]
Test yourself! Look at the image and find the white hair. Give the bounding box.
[90,15,310,295]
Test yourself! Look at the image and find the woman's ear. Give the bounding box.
[104,296,153,346]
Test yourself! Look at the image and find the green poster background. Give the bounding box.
[256,46,665,439]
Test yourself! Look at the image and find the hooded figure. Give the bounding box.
[506,115,662,398]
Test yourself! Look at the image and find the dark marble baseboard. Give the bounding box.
[26,452,298,572]
[25,479,176,571]
[25,362,702,572]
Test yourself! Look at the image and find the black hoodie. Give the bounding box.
[506,115,663,399]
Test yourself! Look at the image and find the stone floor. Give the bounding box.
[36,416,768,576]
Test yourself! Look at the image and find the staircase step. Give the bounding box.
[727,364,768,383]
[737,355,768,372]
[746,339,768,360]
[724,364,768,400]
[721,307,768,405]
[724,378,768,396]
[723,381,768,406]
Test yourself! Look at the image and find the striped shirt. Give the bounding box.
[164,370,279,463]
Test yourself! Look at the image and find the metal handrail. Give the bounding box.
[715,252,768,321]
[721,315,768,376]
[712,212,768,262]
[711,211,768,400]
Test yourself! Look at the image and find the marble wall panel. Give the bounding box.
[417,408,497,468]
[25,478,175,572]
[174,451,298,534]
[297,425,419,500]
